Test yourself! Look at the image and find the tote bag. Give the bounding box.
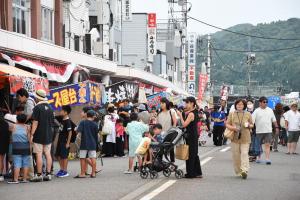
[175,144,189,160]
[101,115,114,135]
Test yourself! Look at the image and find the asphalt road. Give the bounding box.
[0,141,299,200]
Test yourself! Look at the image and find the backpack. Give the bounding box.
[70,120,78,143]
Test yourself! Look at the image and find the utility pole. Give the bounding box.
[206,34,212,104]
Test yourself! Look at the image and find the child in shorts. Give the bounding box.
[55,105,72,178]
[8,114,30,184]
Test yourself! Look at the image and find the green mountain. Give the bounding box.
[197,18,300,94]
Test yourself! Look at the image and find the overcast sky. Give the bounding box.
[132,0,300,35]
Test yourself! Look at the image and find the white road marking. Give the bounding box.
[140,157,214,200]
[139,180,177,200]
[220,146,231,152]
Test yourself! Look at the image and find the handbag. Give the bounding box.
[175,144,189,160]
[249,134,263,157]
[224,128,234,140]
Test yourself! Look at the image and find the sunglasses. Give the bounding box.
[262,101,268,104]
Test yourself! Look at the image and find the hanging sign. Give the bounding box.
[48,81,103,110]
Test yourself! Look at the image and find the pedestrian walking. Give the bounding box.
[124,113,149,174]
[252,96,279,165]
[211,105,226,146]
[177,97,202,179]
[30,89,54,182]
[226,99,254,179]
[284,102,300,154]
[273,103,284,152]
[75,110,99,178]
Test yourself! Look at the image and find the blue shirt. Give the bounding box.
[77,120,99,150]
[12,124,30,155]
[211,111,226,126]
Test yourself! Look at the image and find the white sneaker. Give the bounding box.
[0,176,4,182]
[43,174,52,181]
[30,175,43,182]
[124,170,133,174]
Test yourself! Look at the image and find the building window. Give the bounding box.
[74,35,80,52]
[12,0,30,35]
[41,6,53,42]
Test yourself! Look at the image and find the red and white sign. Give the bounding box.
[148,13,157,58]
[220,85,230,101]
[198,73,208,100]
[188,65,195,81]
[148,13,156,28]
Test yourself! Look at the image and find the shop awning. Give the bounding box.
[0,64,49,94]
[0,64,40,78]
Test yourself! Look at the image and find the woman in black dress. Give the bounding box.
[178,97,203,178]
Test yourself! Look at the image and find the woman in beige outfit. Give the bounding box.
[226,99,254,179]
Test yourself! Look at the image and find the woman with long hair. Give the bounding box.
[177,97,202,179]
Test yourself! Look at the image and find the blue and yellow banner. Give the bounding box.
[48,81,103,110]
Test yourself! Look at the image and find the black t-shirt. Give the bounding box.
[32,103,54,145]
[77,120,98,150]
[58,118,72,144]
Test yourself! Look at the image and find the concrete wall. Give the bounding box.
[122,13,147,70]
[63,0,90,52]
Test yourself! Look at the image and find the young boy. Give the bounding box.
[55,105,72,178]
[152,124,163,144]
[8,114,30,184]
[75,110,98,178]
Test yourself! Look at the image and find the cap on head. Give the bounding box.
[35,89,47,101]
[138,104,146,111]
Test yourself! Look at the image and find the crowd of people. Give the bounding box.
[0,87,299,184]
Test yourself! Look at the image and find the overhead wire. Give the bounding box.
[188,16,300,41]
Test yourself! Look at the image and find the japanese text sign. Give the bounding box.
[48,81,102,110]
[106,81,139,103]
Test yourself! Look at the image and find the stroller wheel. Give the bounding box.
[150,171,159,179]
[175,169,184,179]
[163,169,171,177]
[140,169,149,179]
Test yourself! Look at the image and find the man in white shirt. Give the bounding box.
[284,102,300,154]
[252,97,279,165]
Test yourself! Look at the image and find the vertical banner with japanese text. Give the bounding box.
[198,73,208,101]
[122,0,132,21]
[187,33,197,96]
[148,13,157,60]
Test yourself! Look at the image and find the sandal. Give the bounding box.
[292,152,299,155]
[74,175,86,178]
[96,169,102,174]
[90,175,96,178]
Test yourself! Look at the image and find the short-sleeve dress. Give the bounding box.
[126,121,149,157]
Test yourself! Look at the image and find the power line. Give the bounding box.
[188,16,300,41]
[213,45,300,52]
[210,43,243,74]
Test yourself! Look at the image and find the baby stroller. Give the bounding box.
[139,127,185,179]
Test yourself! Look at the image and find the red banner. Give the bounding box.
[148,13,156,28]
[198,73,208,101]
[9,76,49,95]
